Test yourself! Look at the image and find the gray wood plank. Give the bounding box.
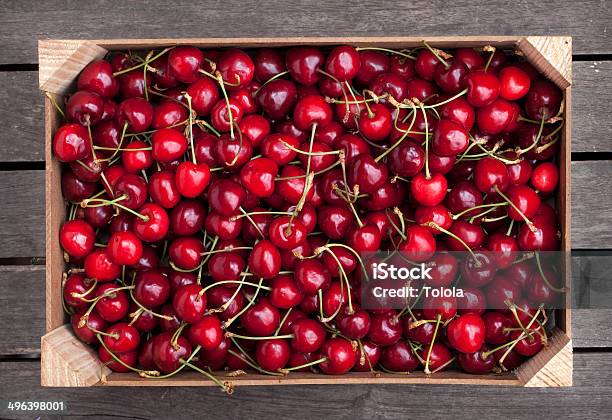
[573,60,612,153]
[1,0,612,65]
[0,171,44,258]
[0,72,44,162]
[0,353,611,419]
[0,266,44,355]
[0,61,610,162]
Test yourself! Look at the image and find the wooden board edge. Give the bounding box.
[45,95,66,332]
[517,36,572,88]
[40,325,108,387]
[38,40,108,94]
[516,329,573,387]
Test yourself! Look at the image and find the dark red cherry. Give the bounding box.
[294,259,331,295]
[186,77,219,116]
[355,50,390,85]
[370,72,408,103]
[133,203,170,243]
[325,45,360,81]
[217,49,255,88]
[439,96,475,130]
[347,224,382,253]
[388,140,424,177]
[170,199,206,236]
[63,273,96,309]
[432,118,469,156]
[389,54,415,80]
[241,297,280,336]
[415,49,439,80]
[286,47,324,86]
[455,48,484,70]
[445,220,485,251]
[78,59,119,98]
[458,345,495,374]
[71,309,107,344]
[464,70,500,107]
[104,322,140,353]
[153,332,193,373]
[62,171,97,202]
[254,48,286,82]
[168,46,204,83]
[499,66,531,100]
[349,154,388,194]
[208,179,245,216]
[474,157,509,194]
[476,98,514,135]
[422,294,457,322]
[269,274,303,309]
[337,305,371,339]
[172,284,206,323]
[511,330,543,356]
[290,318,326,353]
[518,214,560,251]
[506,185,541,221]
[256,339,290,371]
[525,80,562,120]
[53,123,90,162]
[293,95,333,130]
[116,97,153,133]
[187,314,223,350]
[319,338,357,374]
[249,240,281,279]
[133,270,170,309]
[256,79,298,120]
[411,172,448,206]
[59,219,95,258]
[381,341,420,372]
[94,283,129,321]
[446,313,485,353]
[486,273,521,309]
[434,60,469,94]
[210,98,244,133]
[107,231,143,266]
[367,312,402,346]
[483,311,513,345]
[168,237,204,270]
[415,204,453,235]
[67,90,104,125]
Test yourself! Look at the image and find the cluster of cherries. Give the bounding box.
[53,42,564,392]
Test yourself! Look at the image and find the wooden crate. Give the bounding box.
[39,36,573,387]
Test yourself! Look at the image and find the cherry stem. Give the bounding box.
[422,41,450,68]
[425,221,480,263]
[81,195,150,222]
[239,207,265,239]
[483,45,496,72]
[227,349,284,377]
[385,208,406,241]
[375,104,417,163]
[515,116,546,156]
[482,306,543,361]
[224,277,265,329]
[534,252,566,293]
[231,211,291,220]
[481,214,508,223]
[94,146,152,151]
[199,69,240,87]
[45,92,66,120]
[316,246,353,316]
[337,152,363,228]
[254,70,290,95]
[275,307,293,336]
[214,71,235,139]
[113,47,173,77]
[171,322,188,348]
[280,140,341,156]
[69,279,98,300]
[355,46,416,60]
[128,288,173,320]
[96,334,159,376]
[180,358,234,394]
[203,280,271,293]
[493,185,536,232]
[200,246,253,256]
[98,122,129,163]
[424,314,442,375]
[419,103,431,179]
[194,119,221,137]
[325,243,368,280]
[279,357,328,374]
[225,332,293,340]
[79,286,135,327]
[183,92,197,164]
[452,202,508,220]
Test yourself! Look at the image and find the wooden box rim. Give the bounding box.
[40,36,572,388]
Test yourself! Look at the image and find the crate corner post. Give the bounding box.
[38,39,108,95]
[516,330,573,387]
[41,325,111,387]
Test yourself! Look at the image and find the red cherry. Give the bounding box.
[188,314,223,350]
[53,123,90,162]
[256,339,290,371]
[415,49,439,80]
[524,80,562,120]
[325,45,360,81]
[531,162,559,194]
[168,237,204,270]
[217,49,254,88]
[294,259,331,295]
[240,157,278,197]
[210,98,244,133]
[355,50,390,85]
[150,128,187,163]
[286,47,324,86]
[170,199,206,236]
[423,294,457,322]
[71,309,107,344]
[353,340,381,372]
[108,231,143,266]
[269,274,303,309]
[94,283,129,322]
[411,172,448,206]
[389,55,415,80]
[173,284,206,323]
[455,48,485,70]
[498,66,531,100]
[367,312,402,346]
[506,185,541,220]
[319,338,357,374]
[290,318,326,353]
[104,322,140,353]
[134,270,170,308]
[418,342,453,372]
[347,224,382,253]
[432,118,469,156]
[476,98,514,135]
[241,297,280,336]
[483,312,513,345]
[446,313,485,353]
[249,240,281,279]
[63,273,96,309]
[458,345,495,374]
[239,114,271,148]
[84,249,120,281]
[518,214,560,251]
[434,60,469,94]
[174,161,210,198]
[439,96,475,130]
[214,133,253,170]
[186,77,219,116]
[78,60,119,98]
[464,70,500,107]
[168,46,204,83]
[59,219,95,258]
[398,225,436,262]
[474,157,509,194]
[116,97,153,133]
[349,154,389,194]
[415,205,453,234]
[511,330,544,356]
[358,103,392,141]
[293,95,333,130]
[370,73,409,104]
[67,90,104,125]
[254,48,285,82]
[153,332,193,373]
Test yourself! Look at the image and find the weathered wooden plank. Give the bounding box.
[0,171,45,258]
[0,60,609,161]
[0,353,611,418]
[0,266,44,355]
[573,61,612,153]
[0,72,44,162]
[0,0,611,65]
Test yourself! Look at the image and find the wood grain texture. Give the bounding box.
[1,0,612,64]
[518,37,572,88]
[0,170,44,258]
[1,353,611,419]
[0,265,44,355]
[41,325,109,387]
[0,72,44,162]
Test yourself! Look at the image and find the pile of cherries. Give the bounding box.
[54,42,564,392]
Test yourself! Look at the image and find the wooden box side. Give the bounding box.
[41,36,571,387]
